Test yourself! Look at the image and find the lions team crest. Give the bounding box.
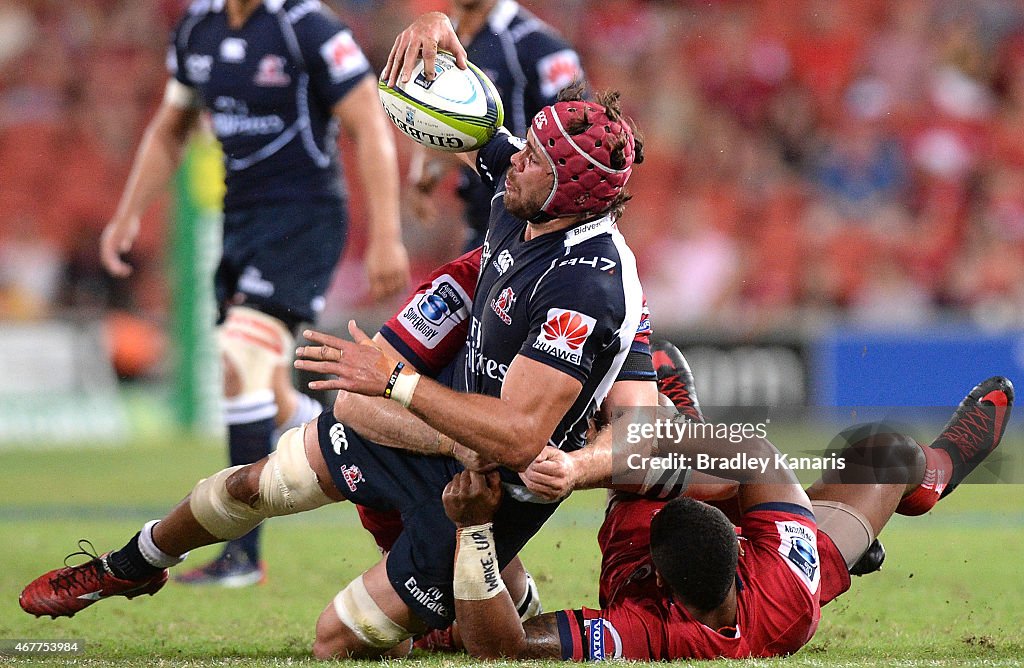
[254,55,290,86]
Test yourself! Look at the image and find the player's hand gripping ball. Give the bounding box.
[378,51,503,153]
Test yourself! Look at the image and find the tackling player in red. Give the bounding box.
[438,373,1012,660]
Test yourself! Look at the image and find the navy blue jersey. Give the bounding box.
[456,0,584,237]
[454,130,643,453]
[169,0,372,211]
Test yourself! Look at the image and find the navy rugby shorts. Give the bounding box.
[215,201,347,327]
[316,411,561,628]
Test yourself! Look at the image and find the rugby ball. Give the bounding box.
[378,52,503,153]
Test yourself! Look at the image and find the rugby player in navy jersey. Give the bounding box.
[97,0,410,585]
[19,13,654,658]
[405,0,584,251]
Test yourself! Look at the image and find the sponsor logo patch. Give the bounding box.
[586,618,622,660]
[329,422,348,454]
[775,520,820,593]
[397,275,471,349]
[219,37,246,63]
[466,316,509,383]
[636,302,651,336]
[185,54,213,83]
[320,30,369,82]
[238,266,275,298]
[254,54,290,86]
[490,287,515,325]
[493,249,514,275]
[532,309,596,365]
[537,49,582,99]
[413,58,453,90]
[404,577,449,618]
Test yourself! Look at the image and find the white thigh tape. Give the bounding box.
[332,574,411,648]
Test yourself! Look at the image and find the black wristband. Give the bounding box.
[383,361,405,399]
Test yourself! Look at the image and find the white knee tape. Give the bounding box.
[189,466,264,540]
[219,306,293,397]
[258,426,333,516]
[332,574,411,649]
[190,427,332,540]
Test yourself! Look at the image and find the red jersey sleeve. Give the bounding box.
[378,248,481,376]
[555,605,658,661]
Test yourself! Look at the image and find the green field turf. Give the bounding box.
[0,431,1022,667]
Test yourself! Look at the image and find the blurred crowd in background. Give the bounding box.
[5,0,1024,371]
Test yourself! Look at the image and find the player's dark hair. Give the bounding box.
[650,497,738,612]
[556,82,644,222]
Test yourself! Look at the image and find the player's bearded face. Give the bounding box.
[504,138,554,221]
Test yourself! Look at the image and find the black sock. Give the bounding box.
[224,417,275,564]
[106,533,164,581]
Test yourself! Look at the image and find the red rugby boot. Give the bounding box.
[652,339,703,423]
[19,541,167,618]
[932,376,1014,499]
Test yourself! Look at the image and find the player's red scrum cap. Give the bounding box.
[529,100,636,219]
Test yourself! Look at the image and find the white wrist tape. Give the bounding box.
[453,523,506,601]
[390,370,420,408]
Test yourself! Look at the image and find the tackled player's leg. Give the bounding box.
[806,376,1013,604]
[19,419,343,618]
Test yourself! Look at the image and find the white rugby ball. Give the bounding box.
[378,52,504,153]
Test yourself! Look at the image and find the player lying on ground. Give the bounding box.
[439,375,1013,660]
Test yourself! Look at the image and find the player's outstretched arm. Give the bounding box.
[101,84,200,276]
[295,322,580,470]
[443,471,562,660]
[333,76,410,300]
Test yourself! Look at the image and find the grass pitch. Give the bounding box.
[0,431,1022,667]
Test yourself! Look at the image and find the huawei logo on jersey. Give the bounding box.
[537,49,582,98]
[542,310,590,349]
[533,308,597,365]
[320,30,369,83]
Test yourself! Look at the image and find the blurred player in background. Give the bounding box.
[442,374,1014,660]
[98,0,409,586]
[406,0,583,251]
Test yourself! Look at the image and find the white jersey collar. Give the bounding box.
[488,0,519,32]
[210,0,287,13]
[563,214,614,249]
